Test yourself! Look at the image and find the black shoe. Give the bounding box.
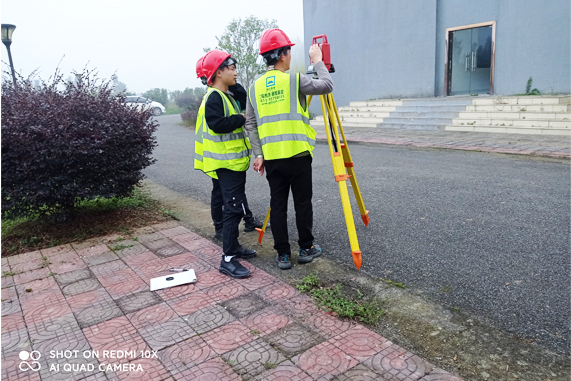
[298,245,322,264]
[276,253,293,270]
[233,246,257,259]
[219,256,251,278]
[244,217,270,232]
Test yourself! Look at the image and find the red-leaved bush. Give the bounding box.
[1,69,158,219]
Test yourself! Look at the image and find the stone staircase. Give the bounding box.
[447,96,570,135]
[311,95,570,135]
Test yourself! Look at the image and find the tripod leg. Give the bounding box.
[330,94,369,226]
[338,180,363,269]
[321,94,363,269]
[255,207,271,244]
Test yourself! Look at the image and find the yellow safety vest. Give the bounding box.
[249,71,315,160]
[194,87,251,177]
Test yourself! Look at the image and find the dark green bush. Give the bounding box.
[1,69,158,219]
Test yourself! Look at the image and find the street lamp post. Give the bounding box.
[1,24,17,85]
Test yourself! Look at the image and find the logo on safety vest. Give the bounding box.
[266,76,275,87]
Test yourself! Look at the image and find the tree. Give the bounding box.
[142,88,168,106]
[212,16,278,88]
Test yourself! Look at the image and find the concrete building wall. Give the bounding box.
[435,0,571,96]
[303,0,437,109]
[303,0,570,107]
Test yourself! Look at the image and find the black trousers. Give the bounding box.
[215,169,247,255]
[211,178,253,229]
[265,155,314,255]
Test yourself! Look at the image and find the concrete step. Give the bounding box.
[471,97,565,106]
[452,119,570,128]
[310,120,378,128]
[445,125,571,136]
[314,116,387,123]
[379,123,441,130]
[466,104,570,112]
[339,106,397,112]
[335,112,392,118]
[382,118,454,125]
[401,99,473,107]
[392,106,469,113]
[458,112,571,120]
[387,112,459,119]
[350,100,403,107]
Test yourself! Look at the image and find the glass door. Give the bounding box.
[447,25,493,95]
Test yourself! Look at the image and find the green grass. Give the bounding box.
[111,244,134,251]
[164,106,182,115]
[296,273,385,325]
[2,188,173,257]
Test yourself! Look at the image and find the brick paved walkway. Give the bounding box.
[314,126,570,158]
[1,221,464,380]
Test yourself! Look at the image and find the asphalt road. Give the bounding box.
[144,114,570,355]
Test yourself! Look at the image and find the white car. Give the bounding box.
[125,96,165,116]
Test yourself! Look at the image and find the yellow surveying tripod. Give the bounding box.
[256,35,369,269]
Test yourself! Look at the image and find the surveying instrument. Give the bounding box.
[256,34,369,269]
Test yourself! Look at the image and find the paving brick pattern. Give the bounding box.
[0,222,464,380]
[222,338,287,378]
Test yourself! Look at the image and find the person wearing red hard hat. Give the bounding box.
[194,55,267,246]
[245,29,333,270]
[193,50,258,279]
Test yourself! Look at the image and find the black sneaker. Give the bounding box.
[244,217,270,232]
[276,253,293,270]
[298,245,322,264]
[219,256,251,278]
[234,246,257,259]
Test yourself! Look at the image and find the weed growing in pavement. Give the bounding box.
[39,256,51,269]
[385,280,406,289]
[2,270,17,277]
[263,362,277,370]
[161,208,180,221]
[25,288,33,293]
[111,244,134,252]
[296,273,385,325]
[250,329,261,336]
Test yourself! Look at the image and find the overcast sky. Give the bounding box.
[1,0,305,94]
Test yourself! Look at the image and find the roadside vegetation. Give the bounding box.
[296,273,385,325]
[1,68,172,257]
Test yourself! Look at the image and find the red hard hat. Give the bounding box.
[259,29,295,55]
[196,56,206,78]
[202,49,233,85]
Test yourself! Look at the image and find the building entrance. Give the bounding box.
[446,22,496,95]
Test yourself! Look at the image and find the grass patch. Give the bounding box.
[1,188,173,257]
[110,244,134,252]
[164,106,182,115]
[296,273,385,325]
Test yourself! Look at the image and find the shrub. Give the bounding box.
[1,69,158,219]
[181,108,199,124]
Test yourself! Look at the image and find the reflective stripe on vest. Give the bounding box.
[195,87,251,174]
[249,71,315,160]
